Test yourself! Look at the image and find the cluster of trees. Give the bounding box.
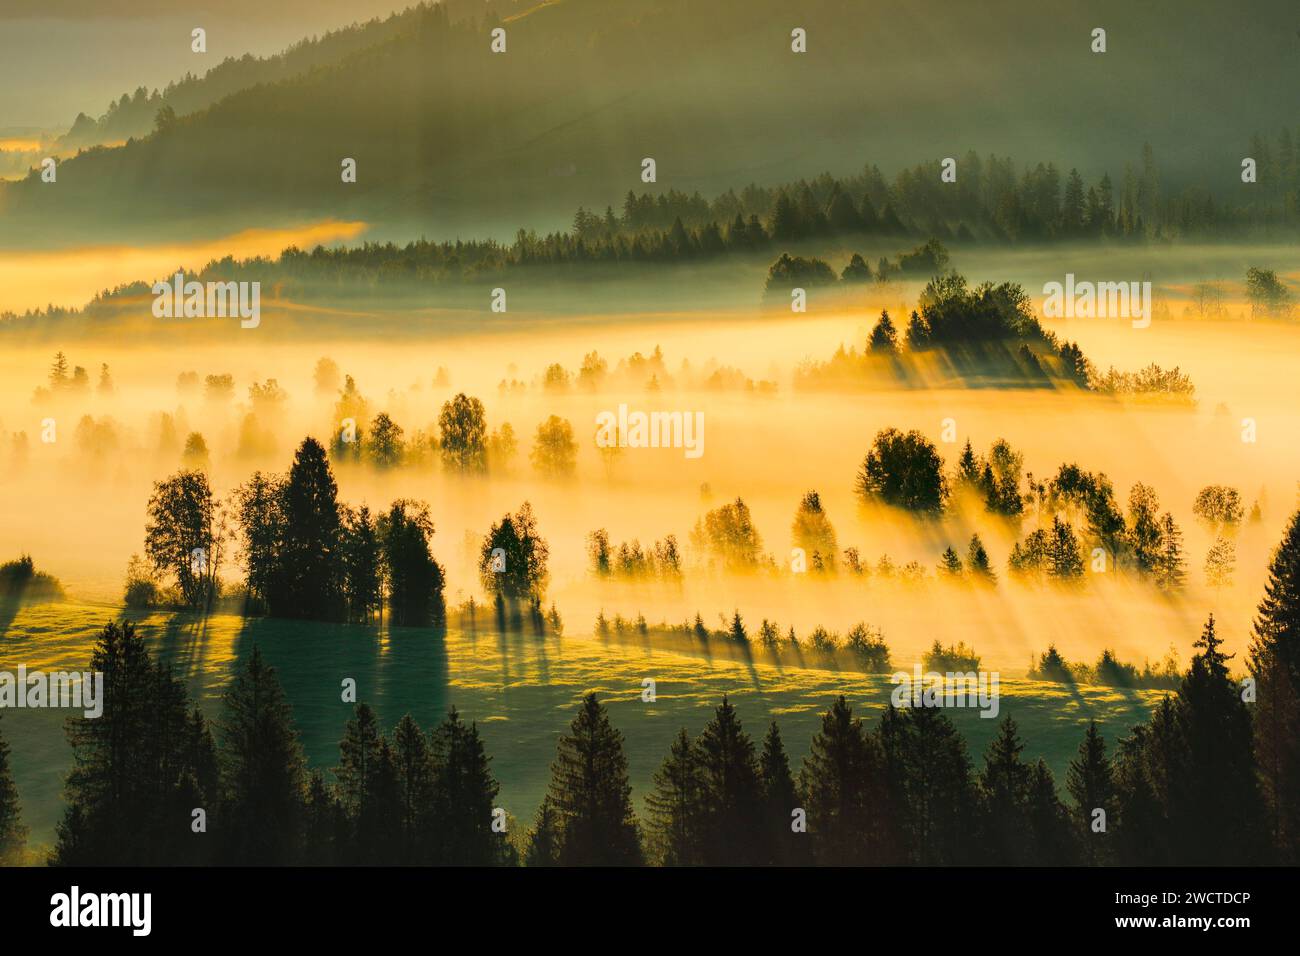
[587,529,683,580]
[132,438,449,626]
[1030,644,1181,691]
[327,384,571,478]
[762,239,950,294]
[30,352,113,403]
[854,428,1247,593]
[0,554,64,602]
[46,627,514,865]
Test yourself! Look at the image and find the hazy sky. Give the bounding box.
[0,1,419,129]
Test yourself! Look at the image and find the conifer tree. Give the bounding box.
[430,707,504,865]
[1026,759,1076,864]
[1249,508,1300,860]
[695,697,762,865]
[1175,615,1264,862]
[877,704,974,865]
[868,310,898,352]
[757,721,805,865]
[645,729,705,865]
[967,533,996,583]
[275,437,344,619]
[0,716,27,864]
[216,646,306,865]
[546,693,643,865]
[524,796,561,867]
[978,715,1033,864]
[800,696,889,864]
[391,713,436,861]
[302,770,343,865]
[1066,720,1115,864]
[54,622,214,865]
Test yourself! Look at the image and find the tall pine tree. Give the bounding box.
[546,693,643,865]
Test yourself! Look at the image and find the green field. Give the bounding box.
[0,600,1165,852]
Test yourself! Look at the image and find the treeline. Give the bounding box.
[6,586,1292,865]
[595,609,893,674]
[1031,645,1181,691]
[582,137,1300,246]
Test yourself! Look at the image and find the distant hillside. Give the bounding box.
[4,0,1297,245]
[55,2,533,149]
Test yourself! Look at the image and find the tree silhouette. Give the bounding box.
[645,728,705,865]
[0,716,26,864]
[217,646,306,865]
[273,438,344,619]
[1250,508,1300,861]
[801,695,888,864]
[1066,721,1115,865]
[546,693,643,866]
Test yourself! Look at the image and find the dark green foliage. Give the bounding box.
[800,696,891,864]
[0,717,27,864]
[1067,721,1115,864]
[54,621,218,866]
[478,502,549,606]
[645,729,705,866]
[216,646,306,865]
[1250,508,1300,860]
[855,428,946,513]
[271,438,344,619]
[545,693,643,866]
[877,704,976,864]
[380,500,446,626]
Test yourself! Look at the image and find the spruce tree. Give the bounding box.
[978,715,1033,864]
[274,437,344,619]
[1066,720,1115,864]
[695,697,762,865]
[217,646,306,864]
[54,622,213,865]
[0,716,27,864]
[524,796,561,867]
[1175,615,1265,862]
[547,693,643,865]
[1026,759,1076,864]
[302,770,343,865]
[757,721,805,865]
[391,713,436,861]
[1249,508,1300,860]
[334,702,384,862]
[645,729,705,865]
[876,704,974,865]
[430,707,504,865]
[800,696,889,864]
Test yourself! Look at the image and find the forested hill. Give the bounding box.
[4,0,1297,244]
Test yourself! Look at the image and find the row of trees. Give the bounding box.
[590,137,1300,247]
[329,386,576,477]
